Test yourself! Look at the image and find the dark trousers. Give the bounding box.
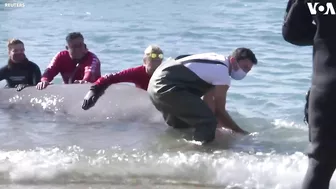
[302,87,336,189]
[149,89,217,143]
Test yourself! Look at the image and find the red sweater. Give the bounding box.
[94,65,150,90]
[41,50,101,83]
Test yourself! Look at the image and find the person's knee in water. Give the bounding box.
[0,39,42,91]
[147,48,258,143]
[82,45,164,110]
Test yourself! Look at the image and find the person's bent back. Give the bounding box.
[147,48,257,143]
[36,32,101,90]
[0,39,41,91]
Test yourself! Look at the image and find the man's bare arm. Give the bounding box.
[202,88,225,127]
[213,85,249,134]
[202,88,215,112]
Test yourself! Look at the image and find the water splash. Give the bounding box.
[0,146,325,188]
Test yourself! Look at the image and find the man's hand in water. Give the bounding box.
[16,84,28,91]
[218,125,250,135]
[82,86,104,110]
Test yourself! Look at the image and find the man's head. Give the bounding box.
[143,45,164,75]
[65,32,87,60]
[7,39,26,63]
[229,47,257,80]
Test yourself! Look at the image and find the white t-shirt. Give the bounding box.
[177,53,231,86]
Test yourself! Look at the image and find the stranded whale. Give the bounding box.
[0,83,164,124]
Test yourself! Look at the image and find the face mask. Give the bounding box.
[231,64,247,80]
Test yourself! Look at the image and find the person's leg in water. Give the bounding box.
[150,95,191,129]
[302,87,336,189]
[162,112,190,129]
[302,156,336,189]
[149,90,218,143]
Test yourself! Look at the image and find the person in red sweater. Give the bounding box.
[82,45,163,110]
[36,32,101,90]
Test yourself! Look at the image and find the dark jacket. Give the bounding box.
[282,1,336,85]
[0,58,42,88]
[283,0,336,126]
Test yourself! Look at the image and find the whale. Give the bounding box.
[0,83,164,124]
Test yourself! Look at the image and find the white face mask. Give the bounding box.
[231,63,247,80]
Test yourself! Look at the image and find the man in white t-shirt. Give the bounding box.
[147,48,257,143]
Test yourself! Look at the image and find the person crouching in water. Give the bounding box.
[147,48,256,143]
[0,39,42,91]
[81,45,164,110]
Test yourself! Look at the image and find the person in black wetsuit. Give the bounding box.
[0,39,41,91]
[282,0,336,188]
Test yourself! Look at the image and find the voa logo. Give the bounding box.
[307,2,336,15]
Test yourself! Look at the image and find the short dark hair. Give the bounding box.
[7,38,24,50]
[231,47,258,65]
[66,32,84,43]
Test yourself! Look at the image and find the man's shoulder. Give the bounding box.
[180,52,229,66]
[56,50,70,57]
[0,64,9,71]
[102,65,145,79]
[122,65,146,74]
[186,62,230,85]
[48,50,70,66]
[50,50,69,62]
[132,65,146,70]
[87,51,100,61]
[186,52,224,59]
[187,62,229,70]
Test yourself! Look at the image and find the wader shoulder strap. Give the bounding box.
[175,54,193,60]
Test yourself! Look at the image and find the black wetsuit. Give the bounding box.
[0,59,41,89]
[282,0,336,188]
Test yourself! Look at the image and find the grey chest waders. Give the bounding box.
[147,58,228,143]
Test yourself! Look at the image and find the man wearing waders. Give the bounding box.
[282,0,336,188]
[147,48,257,143]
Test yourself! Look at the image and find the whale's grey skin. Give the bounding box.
[0,83,164,124]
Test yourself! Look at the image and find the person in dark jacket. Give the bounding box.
[0,39,41,91]
[282,0,336,189]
